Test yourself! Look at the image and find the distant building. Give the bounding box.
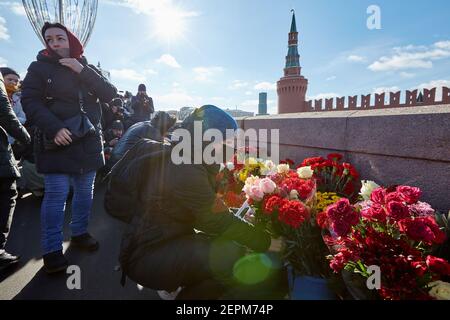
[258,92,268,115]
[224,108,254,118]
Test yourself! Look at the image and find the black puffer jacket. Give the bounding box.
[0,74,31,178]
[21,50,117,174]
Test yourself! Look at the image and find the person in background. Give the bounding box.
[0,73,31,275]
[108,111,175,167]
[0,68,26,144]
[131,84,154,124]
[21,22,117,274]
[101,98,124,131]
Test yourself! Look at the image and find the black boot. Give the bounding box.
[70,233,99,251]
[43,250,68,274]
[0,251,20,273]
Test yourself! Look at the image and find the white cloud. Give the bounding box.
[307,93,340,100]
[254,82,276,91]
[156,54,181,68]
[400,72,415,79]
[144,69,158,75]
[0,16,10,41]
[372,86,400,95]
[245,91,253,96]
[0,57,7,67]
[415,79,450,101]
[368,41,450,72]
[326,76,337,81]
[155,91,202,109]
[241,99,259,108]
[229,80,249,90]
[110,68,147,82]
[432,41,450,50]
[193,66,224,81]
[347,55,366,62]
[0,2,27,16]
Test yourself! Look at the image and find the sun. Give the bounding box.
[153,7,187,42]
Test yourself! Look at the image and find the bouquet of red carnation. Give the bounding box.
[240,163,341,279]
[321,185,450,300]
[297,153,361,202]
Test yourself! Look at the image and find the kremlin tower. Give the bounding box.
[277,10,308,114]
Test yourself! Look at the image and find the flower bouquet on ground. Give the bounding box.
[321,183,450,300]
[216,149,278,209]
[297,153,361,202]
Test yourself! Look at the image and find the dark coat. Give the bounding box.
[0,74,31,178]
[131,94,154,122]
[119,143,271,269]
[21,50,117,174]
[110,121,163,165]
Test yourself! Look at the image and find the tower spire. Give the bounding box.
[284,10,301,75]
[290,9,297,33]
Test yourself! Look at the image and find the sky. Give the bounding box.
[1,0,450,114]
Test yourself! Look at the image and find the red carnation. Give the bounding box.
[327,153,343,162]
[396,186,422,205]
[398,216,446,245]
[280,158,295,166]
[300,156,325,167]
[316,211,328,229]
[386,201,410,221]
[278,200,309,228]
[426,256,450,276]
[370,187,386,205]
[263,195,286,215]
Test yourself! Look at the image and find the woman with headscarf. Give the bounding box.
[21,22,117,273]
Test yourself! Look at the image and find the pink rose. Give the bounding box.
[370,187,386,205]
[259,177,277,194]
[396,186,422,204]
[246,185,264,201]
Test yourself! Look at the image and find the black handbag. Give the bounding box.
[41,91,96,151]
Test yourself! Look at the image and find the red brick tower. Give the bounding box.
[277,10,308,114]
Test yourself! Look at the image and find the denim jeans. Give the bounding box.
[41,171,96,255]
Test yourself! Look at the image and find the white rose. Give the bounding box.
[297,166,314,179]
[428,281,450,300]
[289,190,299,200]
[277,164,290,174]
[226,162,235,171]
[261,160,277,176]
[359,180,381,201]
[244,175,260,187]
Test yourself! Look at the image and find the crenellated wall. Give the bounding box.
[236,105,450,212]
[303,86,450,112]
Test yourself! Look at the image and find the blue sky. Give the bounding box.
[1,0,450,114]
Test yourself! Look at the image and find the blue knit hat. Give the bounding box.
[181,105,238,137]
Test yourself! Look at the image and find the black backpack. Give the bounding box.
[104,138,172,223]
